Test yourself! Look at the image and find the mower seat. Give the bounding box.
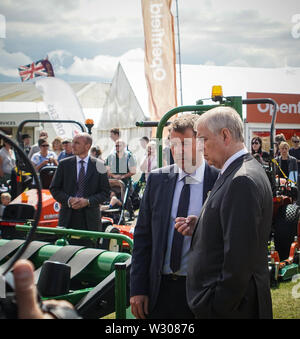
[39,165,57,189]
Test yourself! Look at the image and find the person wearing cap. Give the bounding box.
[21,134,31,156]
[58,139,73,162]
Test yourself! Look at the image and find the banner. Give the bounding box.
[247,92,300,124]
[35,77,86,139]
[141,0,177,123]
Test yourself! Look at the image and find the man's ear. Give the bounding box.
[221,128,231,145]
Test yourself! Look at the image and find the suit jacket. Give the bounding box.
[50,156,110,231]
[187,153,273,319]
[130,162,219,311]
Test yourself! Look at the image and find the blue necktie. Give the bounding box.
[76,160,85,197]
[170,177,190,273]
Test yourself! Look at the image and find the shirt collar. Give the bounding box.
[177,160,205,184]
[221,147,248,175]
[76,155,89,164]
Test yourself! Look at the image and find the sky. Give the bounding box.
[0,0,300,83]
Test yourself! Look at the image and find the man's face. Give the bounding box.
[39,131,48,139]
[197,122,225,169]
[115,141,125,154]
[170,128,201,173]
[72,136,90,157]
[64,142,72,153]
[23,137,30,146]
[292,138,300,148]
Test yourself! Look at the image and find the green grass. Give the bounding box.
[271,279,300,319]
[103,280,300,319]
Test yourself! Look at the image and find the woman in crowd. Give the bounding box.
[275,141,298,183]
[31,138,58,172]
[0,140,16,186]
[90,145,103,160]
[51,137,63,157]
[251,136,269,163]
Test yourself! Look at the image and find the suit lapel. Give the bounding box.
[207,153,249,202]
[161,168,178,249]
[191,154,249,243]
[85,157,94,182]
[203,162,217,202]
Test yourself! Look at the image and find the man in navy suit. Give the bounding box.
[130,114,219,319]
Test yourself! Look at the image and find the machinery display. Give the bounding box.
[0,88,298,319]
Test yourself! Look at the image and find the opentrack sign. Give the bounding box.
[247,92,300,124]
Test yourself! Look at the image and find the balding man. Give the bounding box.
[176,107,273,319]
[50,133,110,234]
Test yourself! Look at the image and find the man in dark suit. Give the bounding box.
[50,133,110,233]
[176,106,273,319]
[130,114,219,319]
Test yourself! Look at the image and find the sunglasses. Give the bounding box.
[41,144,49,147]
[293,140,299,143]
[252,141,259,145]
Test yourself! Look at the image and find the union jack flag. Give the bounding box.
[18,59,54,82]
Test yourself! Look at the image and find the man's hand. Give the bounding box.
[130,295,149,319]
[174,215,198,236]
[70,197,89,209]
[13,259,74,319]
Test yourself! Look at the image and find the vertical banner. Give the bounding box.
[142,0,177,123]
[35,77,86,139]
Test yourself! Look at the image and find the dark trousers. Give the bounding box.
[68,209,97,248]
[148,275,194,319]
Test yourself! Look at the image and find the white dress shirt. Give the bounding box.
[162,161,205,276]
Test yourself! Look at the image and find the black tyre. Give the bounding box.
[274,204,300,261]
[99,225,121,252]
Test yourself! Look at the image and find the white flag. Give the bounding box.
[35,77,85,139]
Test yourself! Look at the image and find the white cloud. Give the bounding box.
[60,48,144,79]
[0,40,31,77]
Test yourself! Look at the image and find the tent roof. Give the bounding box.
[0,81,110,105]
[117,62,300,119]
[0,81,111,126]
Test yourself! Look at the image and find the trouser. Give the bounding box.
[147,275,195,319]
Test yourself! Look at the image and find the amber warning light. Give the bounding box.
[212,86,223,102]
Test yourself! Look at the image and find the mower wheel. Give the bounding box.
[100,225,121,252]
[274,204,300,261]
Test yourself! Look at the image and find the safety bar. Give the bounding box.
[15,225,134,252]
[16,119,87,146]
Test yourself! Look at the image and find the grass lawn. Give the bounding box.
[104,280,300,319]
[271,279,300,319]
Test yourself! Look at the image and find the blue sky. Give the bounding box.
[0,0,300,83]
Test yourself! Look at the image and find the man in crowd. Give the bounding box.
[50,133,110,234]
[57,138,73,161]
[28,130,48,159]
[130,114,219,319]
[289,135,300,174]
[176,107,273,319]
[105,139,137,220]
[21,134,31,156]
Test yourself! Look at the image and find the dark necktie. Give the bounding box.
[170,177,190,273]
[76,160,85,197]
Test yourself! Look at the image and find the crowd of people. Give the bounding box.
[0,119,299,319]
[250,133,300,183]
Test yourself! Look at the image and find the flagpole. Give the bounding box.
[175,0,183,106]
